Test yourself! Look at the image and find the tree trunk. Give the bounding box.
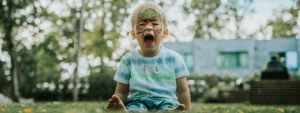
[100,0,105,74]
[100,48,105,74]
[73,0,85,102]
[5,0,20,102]
[10,52,20,102]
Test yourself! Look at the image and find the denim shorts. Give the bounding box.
[122,97,180,112]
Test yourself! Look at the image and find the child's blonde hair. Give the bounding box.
[131,2,167,30]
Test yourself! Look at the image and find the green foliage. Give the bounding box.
[188,0,222,38]
[202,73,219,88]
[80,0,135,101]
[200,87,219,103]
[0,0,46,102]
[178,0,254,39]
[222,73,232,84]
[88,66,117,101]
[200,85,233,103]
[82,25,118,58]
[35,34,63,82]
[252,69,261,81]
[266,0,299,38]
[188,71,255,103]
[0,0,137,101]
[188,73,219,102]
[0,61,10,97]
[16,47,38,98]
[82,0,134,60]
[243,100,251,106]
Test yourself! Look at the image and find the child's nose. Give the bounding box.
[145,25,153,30]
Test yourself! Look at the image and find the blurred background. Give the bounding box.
[0,0,299,104]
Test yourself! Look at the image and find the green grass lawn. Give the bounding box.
[1,101,300,113]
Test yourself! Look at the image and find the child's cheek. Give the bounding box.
[136,20,144,34]
[156,29,162,34]
[154,24,162,34]
[136,29,143,34]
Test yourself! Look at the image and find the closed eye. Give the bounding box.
[152,22,159,25]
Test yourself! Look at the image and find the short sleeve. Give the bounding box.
[173,52,189,78]
[114,55,131,84]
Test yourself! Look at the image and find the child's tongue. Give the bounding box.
[145,39,153,46]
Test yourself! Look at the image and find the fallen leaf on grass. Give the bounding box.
[23,108,32,113]
[66,110,76,113]
[38,109,47,112]
[213,106,217,109]
[252,107,258,110]
[277,108,284,112]
[21,104,26,107]
[226,109,230,113]
[238,109,244,113]
[95,108,102,113]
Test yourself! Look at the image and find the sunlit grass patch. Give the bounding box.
[0,102,299,113]
[190,103,300,113]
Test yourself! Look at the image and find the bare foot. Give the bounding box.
[106,95,126,111]
[172,104,185,111]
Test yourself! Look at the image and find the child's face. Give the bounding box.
[131,9,168,53]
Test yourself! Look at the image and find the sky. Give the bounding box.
[0,0,298,81]
[242,0,296,39]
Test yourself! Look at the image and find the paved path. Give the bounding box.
[0,93,12,104]
[0,93,34,104]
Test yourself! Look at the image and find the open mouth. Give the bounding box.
[144,35,154,46]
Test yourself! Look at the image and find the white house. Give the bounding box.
[163,38,299,77]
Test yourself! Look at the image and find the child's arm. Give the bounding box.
[176,76,191,111]
[115,82,129,101]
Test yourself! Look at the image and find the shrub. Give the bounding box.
[200,85,233,103]
[88,66,117,101]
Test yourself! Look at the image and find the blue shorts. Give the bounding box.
[122,97,180,112]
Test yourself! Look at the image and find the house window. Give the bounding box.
[271,51,299,71]
[179,53,194,72]
[216,52,248,68]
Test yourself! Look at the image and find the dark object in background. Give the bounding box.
[238,83,244,90]
[218,90,250,103]
[261,56,289,79]
[250,80,300,105]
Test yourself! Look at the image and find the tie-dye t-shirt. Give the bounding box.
[114,47,189,100]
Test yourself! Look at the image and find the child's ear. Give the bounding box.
[163,29,168,38]
[131,30,136,39]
